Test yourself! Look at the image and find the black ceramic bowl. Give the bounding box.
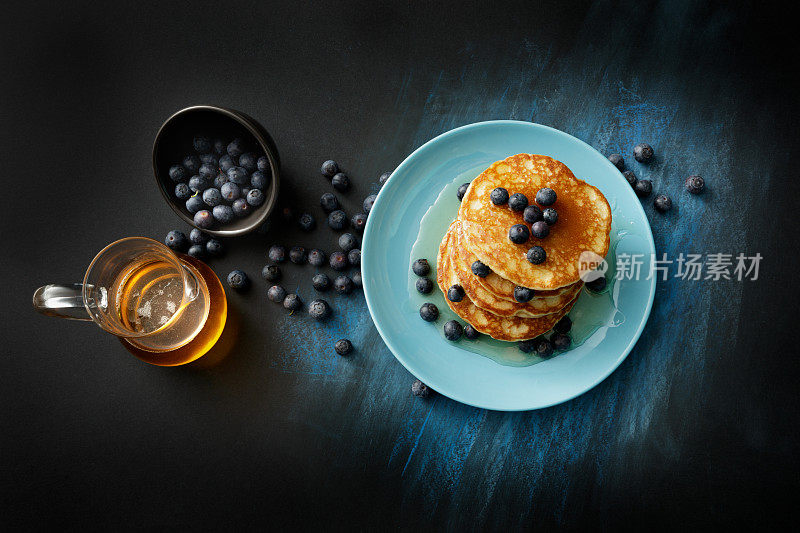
[153,105,280,236]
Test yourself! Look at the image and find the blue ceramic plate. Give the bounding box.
[362,121,655,411]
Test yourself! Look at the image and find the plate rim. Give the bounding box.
[362,120,656,411]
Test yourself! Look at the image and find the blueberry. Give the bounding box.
[334,275,354,294]
[262,264,281,282]
[542,208,558,226]
[232,198,251,217]
[226,270,249,290]
[331,173,350,192]
[686,175,705,194]
[212,204,234,224]
[189,174,211,192]
[212,139,226,156]
[339,233,358,252]
[633,143,654,163]
[416,277,433,294]
[206,239,224,256]
[203,188,223,207]
[250,171,267,190]
[227,138,245,158]
[411,379,431,398]
[608,153,624,170]
[412,259,430,276]
[280,206,294,221]
[329,251,348,271]
[247,188,265,207]
[320,192,340,213]
[193,135,211,154]
[267,285,287,303]
[174,182,191,200]
[308,249,326,267]
[320,160,339,178]
[513,286,534,303]
[419,302,439,322]
[227,166,249,185]
[165,230,188,252]
[379,172,391,186]
[586,276,607,293]
[194,210,214,229]
[268,245,287,263]
[308,299,331,319]
[526,246,546,264]
[327,210,347,230]
[186,195,205,214]
[198,162,217,180]
[443,320,463,341]
[551,333,571,351]
[241,186,251,198]
[490,187,509,205]
[447,284,465,302]
[518,339,537,353]
[464,324,480,340]
[312,273,331,291]
[283,293,302,311]
[219,154,235,172]
[623,170,637,187]
[654,194,672,213]
[351,213,367,232]
[238,152,258,172]
[508,224,530,244]
[554,316,572,334]
[456,182,470,201]
[183,154,201,174]
[220,182,241,202]
[334,339,353,356]
[352,272,362,288]
[189,228,209,245]
[169,165,187,182]
[257,156,270,173]
[289,246,307,264]
[298,213,316,231]
[535,188,557,206]
[200,153,218,165]
[348,248,361,266]
[471,260,491,277]
[508,193,528,211]
[536,338,554,357]
[363,194,377,214]
[634,179,653,198]
[187,244,206,259]
[531,221,550,239]
[213,172,227,189]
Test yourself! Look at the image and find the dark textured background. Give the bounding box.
[2,1,798,530]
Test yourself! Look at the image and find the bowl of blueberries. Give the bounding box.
[153,105,280,236]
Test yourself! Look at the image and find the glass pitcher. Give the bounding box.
[33,237,213,355]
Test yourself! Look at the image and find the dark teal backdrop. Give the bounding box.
[1,1,797,530]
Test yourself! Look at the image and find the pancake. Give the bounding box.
[447,221,583,318]
[459,154,611,290]
[436,226,577,341]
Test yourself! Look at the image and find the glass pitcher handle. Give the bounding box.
[32,284,92,321]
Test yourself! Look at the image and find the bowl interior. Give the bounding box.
[153,107,279,236]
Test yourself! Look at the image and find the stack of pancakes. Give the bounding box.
[436,154,612,341]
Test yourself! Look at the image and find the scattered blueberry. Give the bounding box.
[513,286,534,303]
[280,206,294,221]
[686,175,705,194]
[212,139,226,156]
[165,230,188,252]
[247,188,265,207]
[363,194,377,214]
[203,188,223,207]
[219,154,235,172]
[267,285,287,303]
[238,153,258,172]
[327,210,347,230]
[330,251,348,271]
[262,264,281,282]
[206,239,224,257]
[227,138,245,158]
[339,233,358,252]
[334,275,354,294]
[535,188,557,206]
[194,210,213,229]
[456,182,470,201]
[411,379,431,398]
[447,284,465,302]
[332,173,350,192]
[307,249,326,267]
[186,195,205,214]
[608,153,624,170]
[169,165,187,182]
[542,208,558,226]
[312,273,331,291]
[471,260,491,277]
[227,166,249,185]
[412,259,430,276]
[187,244,206,259]
[298,213,316,231]
[416,277,433,294]
[509,193,528,211]
[464,324,480,340]
[188,174,211,192]
[518,339,537,353]
[633,143,654,163]
[221,182,241,202]
[198,162,217,180]
[654,194,672,213]
[226,270,249,290]
[553,315,572,334]
[268,245,287,263]
[320,160,339,178]
[257,156,270,173]
[283,293,302,311]
[212,204,234,224]
[443,320,463,341]
[182,154,201,174]
[586,276,607,293]
[351,213,367,232]
[320,192,339,213]
[419,302,439,322]
[231,199,250,217]
[189,229,208,245]
[379,172,391,186]
[551,333,571,351]
[535,338,554,357]
[634,179,653,198]
[623,170,637,187]
[348,248,361,266]
[531,221,550,239]
[526,246,546,264]
[334,339,353,356]
[523,205,543,224]
[250,171,268,189]
[174,182,191,200]
[193,135,211,154]
[490,187,509,205]
[289,246,307,264]
[308,299,331,319]
[352,272,362,288]
[508,224,530,244]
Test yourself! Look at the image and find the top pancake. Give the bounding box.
[459,154,612,290]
